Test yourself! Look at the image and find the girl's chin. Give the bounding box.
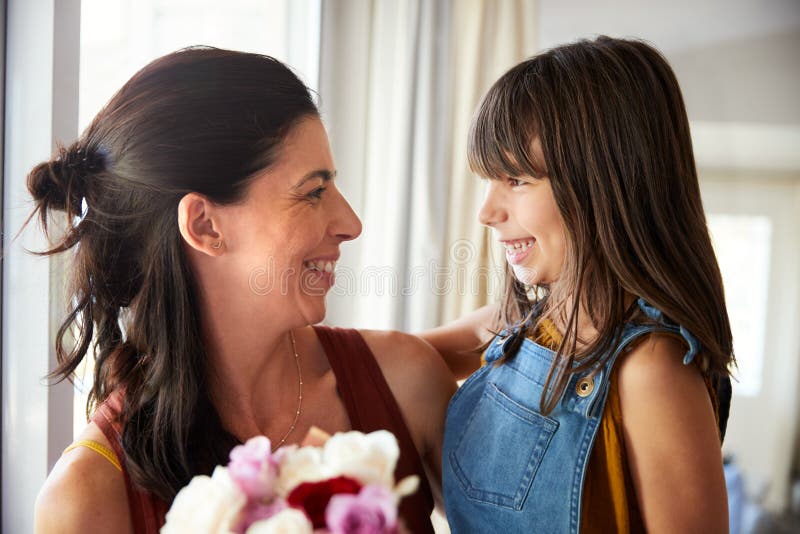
[511,264,541,286]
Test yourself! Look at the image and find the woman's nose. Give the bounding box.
[330,186,363,241]
[478,181,507,227]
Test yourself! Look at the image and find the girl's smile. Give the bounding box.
[501,237,536,265]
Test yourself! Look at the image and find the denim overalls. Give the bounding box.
[442,299,712,533]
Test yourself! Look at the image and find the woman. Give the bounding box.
[32,47,455,533]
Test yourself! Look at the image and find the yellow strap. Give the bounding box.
[63,439,122,472]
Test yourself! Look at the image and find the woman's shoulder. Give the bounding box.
[358,329,456,390]
[35,423,132,534]
[358,330,457,442]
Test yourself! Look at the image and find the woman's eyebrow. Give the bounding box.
[293,169,336,189]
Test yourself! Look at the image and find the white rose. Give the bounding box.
[275,445,332,496]
[245,509,313,534]
[322,430,399,487]
[161,467,246,534]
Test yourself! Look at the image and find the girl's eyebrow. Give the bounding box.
[293,169,336,189]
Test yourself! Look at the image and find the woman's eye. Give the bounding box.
[508,177,526,187]
[307,187,327,200]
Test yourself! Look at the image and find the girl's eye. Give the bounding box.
[508,177,526,187]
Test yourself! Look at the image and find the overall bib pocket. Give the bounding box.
[449,381,558,510]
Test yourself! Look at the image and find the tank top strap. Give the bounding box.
[312,325,435,534]
[91,393,168,533]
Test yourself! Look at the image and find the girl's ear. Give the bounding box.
[177,193,225,256]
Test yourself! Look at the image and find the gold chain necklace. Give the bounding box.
[271,330,303,452]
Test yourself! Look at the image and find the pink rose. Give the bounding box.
[233,499,289,534]
[325,484,398,534]
[229,436,279,500]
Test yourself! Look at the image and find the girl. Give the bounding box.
[31,48,454,533]
[423,36,733,533]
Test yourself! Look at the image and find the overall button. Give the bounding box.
[576,377,595,397]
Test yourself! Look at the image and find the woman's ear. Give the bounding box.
[177,193,225,256]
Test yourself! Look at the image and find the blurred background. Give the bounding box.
[2,1,799,532]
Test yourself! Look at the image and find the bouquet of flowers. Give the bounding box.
[160,429,419,534]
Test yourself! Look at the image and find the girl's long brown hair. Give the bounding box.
[24,47,318,501]
[469,36,734,415]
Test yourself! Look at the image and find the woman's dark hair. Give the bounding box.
[25,47,319,501]
[468,36,734,414]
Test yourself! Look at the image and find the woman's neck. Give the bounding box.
[200,295,303,440]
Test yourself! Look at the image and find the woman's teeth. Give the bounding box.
[304,260,336,273]
[504,239,535,251]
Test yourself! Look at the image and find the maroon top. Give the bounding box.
[92,393,168,533]
[93,326,435,533]
[313,326,436,534]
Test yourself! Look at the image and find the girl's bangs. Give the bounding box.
[467,73,545,180]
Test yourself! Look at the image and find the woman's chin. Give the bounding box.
[298,297,328,326]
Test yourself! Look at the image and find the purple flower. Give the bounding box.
[232,499,289,534]
[229,436,279,501]
[325,484,398,534]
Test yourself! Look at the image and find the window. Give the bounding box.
[707,214,772,397]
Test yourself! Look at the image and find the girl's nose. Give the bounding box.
[478,181,507,227]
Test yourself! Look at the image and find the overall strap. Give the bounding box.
[571,299,703,419]
[585,298,725,424]
[633,298,732,442]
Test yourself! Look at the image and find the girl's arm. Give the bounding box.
[618,334,729,533]
[417,303,499,380]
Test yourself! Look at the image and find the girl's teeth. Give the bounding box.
[505,240,535,251]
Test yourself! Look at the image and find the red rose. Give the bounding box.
[287,476,363,528]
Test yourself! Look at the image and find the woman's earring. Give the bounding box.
[212,240,223,249]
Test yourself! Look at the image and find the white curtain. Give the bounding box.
[319,0,537,331]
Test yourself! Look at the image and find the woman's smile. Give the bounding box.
[302,254,340,289]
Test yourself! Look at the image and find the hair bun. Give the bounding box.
[27,143,107,215]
